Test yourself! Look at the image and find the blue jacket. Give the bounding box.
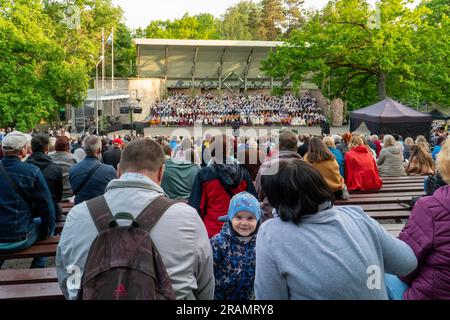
[210,221,257,300]
[0,156,55,242]
[329,147,345,177]
[69,156,117,205]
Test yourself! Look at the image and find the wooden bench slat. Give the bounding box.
[368,211,411,219]
[350,203,411,211]
[0,268,57,285]
[336,196,413,205]
[348,191,425,198]
[0,282,63,300]
[0,244,57,260]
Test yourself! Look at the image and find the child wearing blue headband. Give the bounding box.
[210,191,261,300]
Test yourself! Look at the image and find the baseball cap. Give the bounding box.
[1,131,28,151]
[112,138,124,146]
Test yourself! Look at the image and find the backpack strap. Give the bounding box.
[136,196,185,232]
[86,196,114,233]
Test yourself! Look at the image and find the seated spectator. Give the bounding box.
[189,135,257,238]
[323,136,345,178]
[345,136,382,191]
[50,136,78,200]
[255,159,417,299]
[304,137,345,199]
[297,134,310,157]
[69,136,117,205]
[0,131,55,269]
[371,135,382,158]
[161,149,200,200]
[415,135,431,153]
[377,135,407,177]
[337,132,352,156]
[385,138,450,300]
[102,138,123,170]
[26,134,63,218]
[255,160,417,300]
[403,137,414,161]
[255,130,302,221]
[432,135,446,161]
[405,145,434,176]
[56,138,214,300]
[361,135,377,159]
[210,192,261,300]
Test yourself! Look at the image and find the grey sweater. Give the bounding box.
[255,205,417,300]
[377,145,406,177]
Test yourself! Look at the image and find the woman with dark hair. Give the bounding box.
[255,159,417,300]
[304,137,345,199]
[49,136,78,200]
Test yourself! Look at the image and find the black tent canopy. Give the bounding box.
[350,98,432,140]
[428,109,449,121]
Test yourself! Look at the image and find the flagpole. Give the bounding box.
[111,27,114,116]
[102,27,105,90]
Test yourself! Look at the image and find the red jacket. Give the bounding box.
[189,161,257,238]
[344,146,383,191]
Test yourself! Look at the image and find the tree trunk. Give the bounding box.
[377,72,387,100]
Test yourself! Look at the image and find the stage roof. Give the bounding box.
[134,39,284,81]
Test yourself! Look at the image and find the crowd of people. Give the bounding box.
[147,92,326,127]
[1,125,450,300]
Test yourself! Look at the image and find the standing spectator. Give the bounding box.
[69,136,117,205]
[345,136,383,191]
[323,136,345,178]
[57,138,214,300]
[377,135,407,177]
[385,138,450,300]
[50,136,78,200]
[102,138,123,170]
[210,192,261,300]
[0,131,55,269]
[304,137,345,199]
[189,135,257,238]
[161,149,200,200]
[71,137,83,153]
[255,130,302,222]
[26,134,63,219]
[255,159,417,300]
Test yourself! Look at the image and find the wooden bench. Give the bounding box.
[0,236,59,261]
[0,282,63,300]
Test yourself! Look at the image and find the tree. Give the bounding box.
[221,1,258,40]
[283,0,305,37]
[262,0,449,110]
[0,0,68,130]
[260,0,285,40]
[144,13,222,40]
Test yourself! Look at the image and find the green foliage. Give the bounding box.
[144,13,222,40]
[262,0,450,111]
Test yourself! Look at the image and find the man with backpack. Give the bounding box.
[69,135,117,205]
[56,138,214,300]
